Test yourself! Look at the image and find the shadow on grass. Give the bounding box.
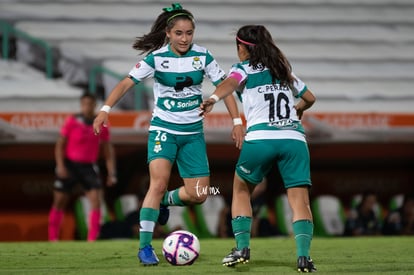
[225,259,295,273]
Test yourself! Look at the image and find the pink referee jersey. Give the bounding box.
[61,115,110,163]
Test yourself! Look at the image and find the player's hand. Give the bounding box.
[93,111,109,135]
[199,98,216,117]
[55,165,68,179]
[294,105,304,120]
[232,125,245,150]
[106,174,117,187]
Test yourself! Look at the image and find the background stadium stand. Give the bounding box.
[1,0,413,241]
[1,0,414,111]
[0,60,82,111]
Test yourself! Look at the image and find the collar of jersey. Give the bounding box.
[168,43,194,57]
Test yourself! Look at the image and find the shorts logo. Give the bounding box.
[135,62,141,68]
[154,141,162,153]
[192,57,203,70]
[238,165,251,174]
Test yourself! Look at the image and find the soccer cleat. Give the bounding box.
[138,245,159,266]
[222,247,250,267]
[297,256,317,273]
[158,205,170,225]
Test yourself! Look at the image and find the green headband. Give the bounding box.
[163,3,183,12]
[163,3,194,24]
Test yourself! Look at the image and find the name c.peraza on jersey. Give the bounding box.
[258,83,289,93]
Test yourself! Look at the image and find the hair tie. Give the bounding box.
[236,36,256,47]
[163,3,194,24]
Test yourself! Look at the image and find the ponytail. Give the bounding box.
[236,25,294,85]
[133,3,194,54]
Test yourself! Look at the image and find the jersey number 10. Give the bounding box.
[264,93,290,122]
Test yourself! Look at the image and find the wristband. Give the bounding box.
[100,105,111,113]
[233,118,243,126]
[209,94,220,103]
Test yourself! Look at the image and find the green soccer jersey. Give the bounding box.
[229,61,308,142]
[129,44,226,134]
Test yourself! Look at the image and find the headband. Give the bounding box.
[236,36,256,47]
[167,12,194,24]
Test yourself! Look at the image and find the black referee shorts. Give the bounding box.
[54,159,102,193]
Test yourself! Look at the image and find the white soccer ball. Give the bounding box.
[162,230,200,265]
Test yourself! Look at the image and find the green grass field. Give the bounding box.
[0,237,413,274]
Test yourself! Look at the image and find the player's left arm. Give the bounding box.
[294,89,316,120]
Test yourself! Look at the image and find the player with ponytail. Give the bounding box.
[201,25,317,272]
[94,3,243,266]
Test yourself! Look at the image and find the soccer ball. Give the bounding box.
[162,230,200,265]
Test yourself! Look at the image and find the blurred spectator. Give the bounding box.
[382,195,414,235]
[344,190,381,236]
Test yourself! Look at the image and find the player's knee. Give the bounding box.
[149,181,168,195]
[189,193,207,204]
[196,193,208,204]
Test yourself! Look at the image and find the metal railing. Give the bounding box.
[1,20,149,110]
[1,20,54,78]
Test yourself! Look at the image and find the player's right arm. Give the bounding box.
[93,77,135,135]
[200,76,240,116]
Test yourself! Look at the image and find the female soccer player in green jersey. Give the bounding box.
[93,3,243,265]
[201,25,317,272]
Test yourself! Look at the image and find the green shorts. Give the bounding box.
[147,130,209,178]
[235,139,311,188]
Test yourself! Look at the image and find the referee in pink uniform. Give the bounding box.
[48,93,117,241]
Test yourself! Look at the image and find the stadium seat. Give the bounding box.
[275,194,293,235]
[193,195,226,238]
[163,206,184,233]
[2,0,412,112]
[74,195,111,240]
[163,206,199,236]
[113,194,139,221]
[163,196,226,238]
[312,195,346,236]
[0,60,82,112]
[388,194,404,211]
[350,193,384,220]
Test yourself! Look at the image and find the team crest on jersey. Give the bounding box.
[192,57,203,70]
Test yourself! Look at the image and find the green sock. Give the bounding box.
[161,188,185,206]
[232,216,252,249]
[139,207,159,249]
[292,219,313,257]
